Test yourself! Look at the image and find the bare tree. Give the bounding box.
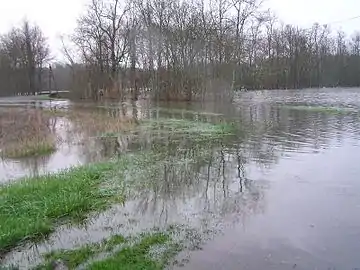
[56,0,360,100]
[0,20,50,96]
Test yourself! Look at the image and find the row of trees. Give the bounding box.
[0,21,50,96]
[1,0,360,100]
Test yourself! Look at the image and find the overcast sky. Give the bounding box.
[0,0,359,61]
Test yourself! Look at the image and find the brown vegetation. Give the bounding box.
[0,106,136,159]
[2,0,360,101]
[0,108,56,158]
[65,108,137,137]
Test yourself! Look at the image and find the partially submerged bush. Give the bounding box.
[2,136,56,159]
[0,108,56,159]
[66,109,136,137]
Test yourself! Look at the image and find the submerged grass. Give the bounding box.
[152,107,224,116]
[89,233,173,270]
[282,105,356,114]
[138,118,236,137]
[2,136,56,159]
[0,108,57,159]
[45,108,136,139]
[38,232,180,270]
[38,235,128,269]
[0,117,235,259]
[43,245,98,269]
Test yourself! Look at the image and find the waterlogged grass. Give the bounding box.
[43,245,98,269]
[95,118,236,142]
[139,118,236,137]
[0,118,235,258]
[37,232,180,270]
[0,162,118,254]
[98,131,119,138]
[2,137,56,159]
[0,108,57,159]
[39,235,127,269]
[36,224,209,269]
[153,107,224,116]
[282,105,356,114]
[43,108,135,137]
[89,233,176,270]
[35,95,65,101]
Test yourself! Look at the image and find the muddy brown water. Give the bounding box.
[2,88,360,269]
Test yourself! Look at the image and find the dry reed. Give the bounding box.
[65,109,136,137]
[0,108,56,158]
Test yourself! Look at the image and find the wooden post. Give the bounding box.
[49,64,52,95]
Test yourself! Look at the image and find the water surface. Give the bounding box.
[2,88,360,269]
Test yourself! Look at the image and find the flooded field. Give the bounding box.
[1,88,360,270]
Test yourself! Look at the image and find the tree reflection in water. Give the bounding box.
[114,135,267,234]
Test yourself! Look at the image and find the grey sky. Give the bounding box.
[0,0,359,61]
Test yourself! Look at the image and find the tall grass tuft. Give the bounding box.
[0,108,56,159]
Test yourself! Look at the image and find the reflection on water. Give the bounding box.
[3,88,360,269]
[3,138,268,268]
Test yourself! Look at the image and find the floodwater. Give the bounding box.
[2,88,360,269]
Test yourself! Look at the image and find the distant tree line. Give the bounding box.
[2,0,360,100]
[0,21,50,96]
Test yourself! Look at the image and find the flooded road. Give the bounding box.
[2,88,360,269]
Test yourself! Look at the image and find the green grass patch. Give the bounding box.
[0,162,118,254]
